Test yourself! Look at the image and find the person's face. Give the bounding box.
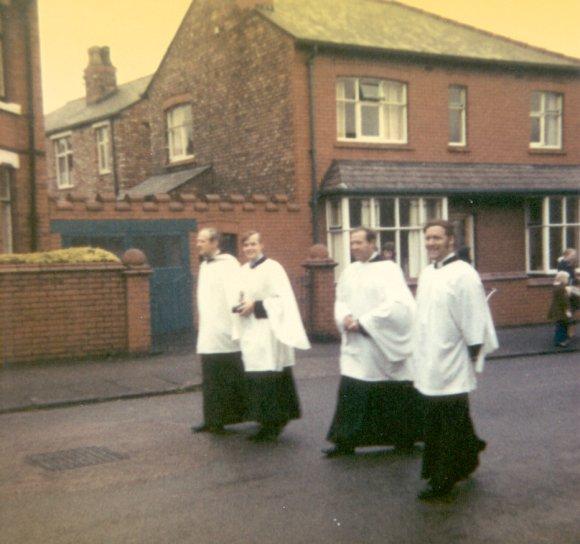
[350,231,375,262]
[196,230,218,258]
[242,233,264,261]
[424,226,454,262]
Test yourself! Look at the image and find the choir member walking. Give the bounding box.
[192,228,248,434]
[323,228,421,458]
[413,220,498,500]
[236,231,310,442]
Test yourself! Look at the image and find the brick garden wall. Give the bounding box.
[0,260,151,365]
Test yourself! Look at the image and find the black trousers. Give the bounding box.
[245,367,301,428]
[326,376,424,449]
[421,393,486,491]
[201,352,248,427]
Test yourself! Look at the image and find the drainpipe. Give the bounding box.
[110,118,120,196]
[307,45,320,243]
[23,0,38,250]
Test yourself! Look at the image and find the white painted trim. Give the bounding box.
[50,130,73,140]
[0,148,19,168]
[0,100,22,115]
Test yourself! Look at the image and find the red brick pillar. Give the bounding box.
[122,249,152,354]
[302,244,339,340]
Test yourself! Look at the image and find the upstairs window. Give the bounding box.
[53,135,74,189]
[526,196,579,273]
[530,91,562,149]
[0,8,5,99]
[167,104,193,162]
[95,123,112,174]
[0,167,12,253]
[449,85,466,146]
[337,78,407,143]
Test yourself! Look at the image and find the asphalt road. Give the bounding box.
[1,353,578,544]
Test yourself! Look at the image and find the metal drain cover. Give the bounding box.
[25,446,128,472]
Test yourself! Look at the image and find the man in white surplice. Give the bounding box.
[413,220,498,500]
[192,228,247,434]
[236,230,310,442]
[323,228,422,457]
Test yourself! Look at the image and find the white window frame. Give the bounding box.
[448,85,467,146]
[530,91,563,149]
[336,77,408,144]
[0,166,12,253]
[51,132,74,189]
[94,121,112,175]
[525,196,580,274]
[166,104,194,163]
[326,196,448,278]
[0,8,6,100]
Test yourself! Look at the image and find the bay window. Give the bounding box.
[526,196,579,272]
[326,196,447,277]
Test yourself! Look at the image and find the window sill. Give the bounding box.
[447,145,470,153]
[528,148,566,156]
[0,100,22,115]
[56,185,75,190]
[334,141,414,151]
[167,156,196,168]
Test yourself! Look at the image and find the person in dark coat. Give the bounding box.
[548,271,573,347]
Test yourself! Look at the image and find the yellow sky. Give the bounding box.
[38,0,580,113]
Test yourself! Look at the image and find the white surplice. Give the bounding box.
[196,253,242,354]
[412,259,499,396]
[335,258,416,382]
[238,258,310,372]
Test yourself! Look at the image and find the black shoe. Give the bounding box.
[417,484,453,501]
[322,445,355,458]
[191,423,225,434]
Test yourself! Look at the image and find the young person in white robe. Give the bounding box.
[192,228,248,434]
[236,231,310,442]
[323,228,422,458]
[413,220,498,500]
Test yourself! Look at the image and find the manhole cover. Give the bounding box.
[25,446,128,472]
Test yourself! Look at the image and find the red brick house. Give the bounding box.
[45,0,580,330]
[0,0,48,253]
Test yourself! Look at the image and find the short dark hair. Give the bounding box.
[351,227,377,244]
[423,219,455,237]
[382,241,395,252]
[241,230,261,243]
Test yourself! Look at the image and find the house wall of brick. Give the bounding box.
[0,260,151,364]
[46,98,153,198]
[147,1,297,197]
[0,0,48,253]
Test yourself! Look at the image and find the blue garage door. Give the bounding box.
[53,220,197,347]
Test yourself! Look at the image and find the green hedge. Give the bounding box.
[0,247,121,265]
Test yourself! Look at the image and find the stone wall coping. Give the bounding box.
[0,262,126,274]
[50,191,301,215]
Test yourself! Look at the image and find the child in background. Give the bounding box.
[548,271,572,347]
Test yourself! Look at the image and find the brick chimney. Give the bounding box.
[235,0,274,10]
[84,46,117,105]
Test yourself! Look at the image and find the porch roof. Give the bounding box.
[320,160,580,196]
[120,165,211,199]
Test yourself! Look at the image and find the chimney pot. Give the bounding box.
[84,46,117,105]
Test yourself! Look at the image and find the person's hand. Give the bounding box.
[239,300,255,317]
[343,315,360,332]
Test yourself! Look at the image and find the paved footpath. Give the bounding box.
[0,324,577,414]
